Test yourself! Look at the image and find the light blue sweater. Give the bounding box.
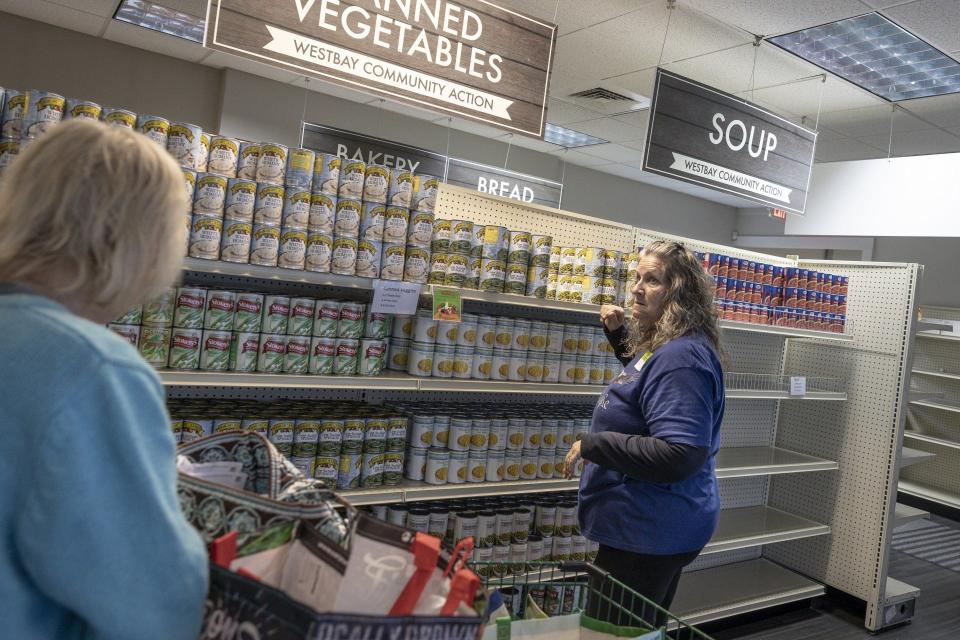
[0,291,208,639]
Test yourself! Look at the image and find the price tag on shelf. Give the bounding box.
[371,280,422,315]
[433,288,462,322]
[790,376,807,396]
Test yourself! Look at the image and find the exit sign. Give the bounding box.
[769,208,788,221]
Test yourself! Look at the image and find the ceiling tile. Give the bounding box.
[0,0,107,35]
[899,92,960,127]
[683,0,869,36]
[562,116,646,143]
[816,104,934,138]
[550,148,613,168]
[493,0,647,36]
[610,110,651,129]
[856,127,960,156]
[102,19,209,62]
[546,98,605,125]
[860,0,920,7]
[48,0,119,17]
[578,143,646,164]
[813,137,890,162]
[883,0,960,54]
[750,75,884,118]
[494,132,560,154]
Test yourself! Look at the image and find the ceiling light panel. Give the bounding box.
[543,123,608,148]
[114,0,205,43]
[768,12,960,101]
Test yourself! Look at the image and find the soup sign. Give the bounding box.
[642,69,817,214]
[204,0,557,138]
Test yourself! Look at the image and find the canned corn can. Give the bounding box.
[278,228,307,270]
[249,224,280,266]
[188,215,223,260]
[309,337,336,375]
[142,287,176,327]
[331,236,358,275]
[315,154,340,195]
[359,339,387,376]
[229,332,260,372]
[387,338,409,371]
[479,259,505,292]
[406,341,434,377]
[138,326,170,367]
[65,99,101,121]
[444,253,468,287]
[304,232,333,273]
[403,246,430,283]
[494,317,514,349]
[308,192,336,233]
[257,334,286,373]
[379,243,406,281]
[467,452,487,483]
[136,115,169,147]
[21,91,65,139]
[503,452,521,481]
[237,142,260,181]
[359,201,385,241]
[206,135,240,177]
[219,218,252,263]
[168,327,202,370]
[428,252,448,285]
[448,451,468,484]
[339,160,366,199]
[412,174,439,212]
[334,198,361,237]
[173,287,207,329]
[413,309,438,343]
[407,211,434,248]
[167,122,202,169]
[387,168,413,207]
[405,447,427,480]
[192,173,227,216]
[432,344,456,378]
[313,300,339,337]
[256,142,288,185]
[284,335,310,374]
[312,456,339,489]
[254,183,284,226]
[490,348,510,382]
[409,416,434,450]
[363,164,389,203]
[108,323,140,348]
[472,347,493,380]
[200,330,232,371]
[337,454,363,490]
[337,302,365,338]
[334,338,359,375]
[223,178,256,222]
[281,189,311,230]
[285,147,315,189]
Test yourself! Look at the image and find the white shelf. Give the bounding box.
[909,399,960,414]
[899,446,937,469]
[908,390,946,402]
[715,447,838,479]
[416,378,605,396]
[671,559,824,625]
[893,503,929,529]
[884,577,920,604]
[726,389,847,401]
[182,257,376,292]
[912,369,960,381]
[917,330,960,342]
[158,370,419,391]
[426,285,603,316]
[719,319,853,342]
[899,480,960,510]
[903,432,960,451]
[701,506,829,555]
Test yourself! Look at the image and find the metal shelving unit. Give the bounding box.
[899,446,938,469]
[703,506,830,555]
[903,432,960,450]
[714,447,838,478]
[893,503,929,529]
[911,369,960,381]
[909,398,960,414]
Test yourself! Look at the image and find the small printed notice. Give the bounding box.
[433,288,463,322]
[790,376,807,396]
[371,280,422,315]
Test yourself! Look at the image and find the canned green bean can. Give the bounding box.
[430,219,452,253]
[314,300,340,337]
[337,454,363,490]
[383,452,403,486]
[318,418,344,455]
[363,312,392,339]
[138,326,171,367]
[293,419,320,459]
[213,418,242,434]
[428,252,448,285]
[504,262,527,295]
[531,235,553,267]
[173,287,207,329]
[481,225,509,261]
[387,416,407,451]
[444,253,468,287]
[109,324,140,348]
[341,417,366,454]
[479,259,505,292]
[168,328,202,370]
[359,339,387,376]
[451,220,474,255]
[363,416,387,453]
[309,337,336,375]
[242,417,269,438]
[230,332,260,372]
[204,290,237,331]
[508,231,531,265]
[312,456,339,489]
[361,453,384,488]
[288,297,316,336]
[257,334,286,373]
[200,330,232,371]
[143,287,176,327]
[283,335,310,374]
[261,295,290,335]
[337,302,365,338]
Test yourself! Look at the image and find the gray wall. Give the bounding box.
[220,70,737,244]
[0,13,223,131]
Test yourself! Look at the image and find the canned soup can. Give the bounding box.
[305,232,333,273]
[316,155,341,195]
[339,160,366,199]
[254,184,285,226]
[188,215,223,260]
[331,237,358,275]
[137,115,169,147]
[249,224,280,266]
[363,164,389,203]
[237,142,260,181]
[256,142,288,185]
[224,178,256,222]
[206,136,240,178]
[167,122,203,169]
[282,189,311,230]
[22,91,65,139]
[65,99,101,121]
[285,147,316,189]
[412,174,439,212]
[193,173,228,216]
[388,168,413,207]
[278,228,307,270]
[308,193,336,233]
[356,237,383,278]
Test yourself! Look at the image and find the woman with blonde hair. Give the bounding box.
[566,240,725,623]
[0,119,208,639]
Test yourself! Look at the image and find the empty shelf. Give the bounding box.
[893,503,929,529]
[899,446,937,469]
[702,506,830,555]
[715,447,838,478]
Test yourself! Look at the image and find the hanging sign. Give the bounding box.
[642,69,817,214]
[302,122,447,175]
[204,0,557,138]
[445,158,563,208]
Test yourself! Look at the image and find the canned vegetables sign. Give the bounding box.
[204,0,557,138]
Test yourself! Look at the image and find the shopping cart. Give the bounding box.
[471,561,714,640]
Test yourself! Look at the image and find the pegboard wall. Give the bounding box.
[765,261,919,631]
[634,228,795,267]
[913,339,960,375]
[436,184,635,252]
[164,385,369,402]
[720,401,779,448]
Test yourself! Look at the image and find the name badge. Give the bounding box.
[633,350,653,371]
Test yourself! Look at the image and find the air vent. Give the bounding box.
[569,87,634,102]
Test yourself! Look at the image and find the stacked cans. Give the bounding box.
[1,88,68,177]
[395,400,591,492]
[427,218,476,288]
[388,310,621,386]
[167,399,406,489]
[700,251,848,333]
[399,175,438,284]
[549,246,629,306]
[111,291,390,377]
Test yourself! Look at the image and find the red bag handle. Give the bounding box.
[441,568,481,616]
[209,531,238,568]
[389,532,441,615]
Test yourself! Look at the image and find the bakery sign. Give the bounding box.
[204,0,557,138]
[642,69,817,214]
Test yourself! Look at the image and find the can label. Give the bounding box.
[207,136,240,177]
[342,418,366,454]
[256,143,288,185]
[339,161,366,199]
[338,303,365,338]
[200,330,232,371]
[388,169,413,208]
[316,155,341,195]
[284,335,310,374]
[361,453,385,487]
[309,193,336,232]
[138,116,170,147]
[383,452,402,486]
[204,291,236,331]
[335,339,359,375]
[356,239,382,278]
[232,294,263,332]
[379,243,406,281]
[230,332,260,372]
[259,296,289,334]
[220,219,252,262]
[285,148,315,189]
[137,326,169,366]
[412,175,439,212]
[278,229,307,270]
[504,263,527,295]
[167,123,202,169]
[331,237,358,275]
[407,211,434,247]
[363,165,390,203]
[314,301,340,337]
[382,207,409,245]
[310,337,336,375]
[444,253,469,286]
[428,252,448,285]
[254,184,285,226]
[480,259,505,291]
[337,454,363,490]
[257,335,286,373]
[364,417,388,453]
[168,328,202,369]
[281,189,311,230]
[173,288,207,329]
[304,232,333,273]
[189,216,223,260]
[403,246,429,283]
[318,419,344,455]
[359,339,387,376]
[508,232,532,264]
[114,304,143,326]
[237,143,260,181]
[387,417,407,451]
[312,456,339,489]
[405,448,427,480]
[23,92,65,138]
[481,226,509,262]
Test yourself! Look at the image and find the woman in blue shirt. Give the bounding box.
[566,240,725,624]
[0,120,208,639]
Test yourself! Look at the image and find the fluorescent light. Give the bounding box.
[114,0,205,43]
[768,13,960,102]
[544,123,608,148]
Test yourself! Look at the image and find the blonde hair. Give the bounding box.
[0,119,187,318]
[625,240,724,359]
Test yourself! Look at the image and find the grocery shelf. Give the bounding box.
[338,477,578,506]
[181,257,377,294]
[157,370,419,391]
[714,447,838,479]
[898,480,960,510]
[893,503,929,529]
[719,319,853,342]
[899,446,937,469]
[416,378,606,396]
[701,506,830,555]
[911,368,960,381]
[902,432,960,451]
[916,330,960,342]
[908,390,945,402]
[884,577,920,603]
[426,285,602,316]
[909,398,960,414]
[671,559,824,625]
[725,389,847,401]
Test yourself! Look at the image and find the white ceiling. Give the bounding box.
[4,0,960,209]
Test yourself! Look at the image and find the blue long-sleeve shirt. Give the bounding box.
[0,290,208,639]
